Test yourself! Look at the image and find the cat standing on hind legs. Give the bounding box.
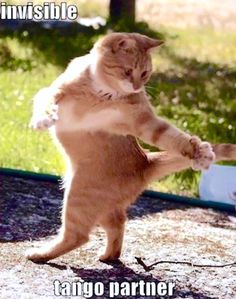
[27,32,236,263]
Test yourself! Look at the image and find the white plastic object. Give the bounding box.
[199,164,236,205]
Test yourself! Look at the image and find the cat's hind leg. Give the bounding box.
[25,229,87,263]
[145,152,192,182]
[99,208,126,262]
[26,182,95,262]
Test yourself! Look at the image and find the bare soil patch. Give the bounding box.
[1,175,236,298]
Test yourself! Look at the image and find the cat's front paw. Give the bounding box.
[30,105,58,130]
[30,116,56,130]
[189,137,215,170]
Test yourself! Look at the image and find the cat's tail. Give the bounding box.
[212,143,236,162]
[145,143,236,182]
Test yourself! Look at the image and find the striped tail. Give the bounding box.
[213,144,236,162]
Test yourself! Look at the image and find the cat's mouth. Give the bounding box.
[90,68,143,100]
[118,80,143,94]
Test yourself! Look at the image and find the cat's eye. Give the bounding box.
[141,71,148,78]
[125,69,132,77]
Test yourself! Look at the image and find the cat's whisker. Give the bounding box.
[145,85,158,90]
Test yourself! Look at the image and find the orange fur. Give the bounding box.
[27,33,236,262]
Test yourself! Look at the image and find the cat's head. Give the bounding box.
[90,33,163,96]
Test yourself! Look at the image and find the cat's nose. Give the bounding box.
[133,82,142,91]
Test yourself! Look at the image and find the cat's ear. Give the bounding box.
[136,35,164,52]
[112,38,136,53]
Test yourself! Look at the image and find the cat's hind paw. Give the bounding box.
[99,251,121,263]
[25,247,50,263]
[190,137,215,170]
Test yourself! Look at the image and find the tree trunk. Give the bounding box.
[109,0,136,25]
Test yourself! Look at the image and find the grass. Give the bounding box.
[0,25,236,196]
[6,0,109,18]
[149,27,236,194]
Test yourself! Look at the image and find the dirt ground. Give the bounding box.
[1,174,236,299]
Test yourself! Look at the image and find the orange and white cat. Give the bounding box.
[27,33,236,262]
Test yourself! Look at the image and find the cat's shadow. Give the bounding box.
[44,260,214,299]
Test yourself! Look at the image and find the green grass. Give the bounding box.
[0,26,236,196]
[0,52,62,173]
[148,27,236,194]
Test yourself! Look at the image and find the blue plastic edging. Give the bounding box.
[143,190,235,213]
